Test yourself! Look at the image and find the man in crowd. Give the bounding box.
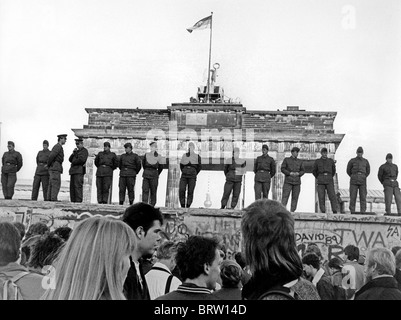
[342,244,365,299]
[346,146,370,213]
[47,134,67,201]
[156,236,221,300]
[68,138,89,203]
[118,142,142,205]
[122,202,164,300]
[378,153,401,215]
[221,147,246,209]
[179,142,201,208]
[355,247,401,300]
[31,140,50,201]
[313,147,338,213]
[142,141,164,206]
[281,146,305,212]
[1,141,23,200]
[94,141,118,204]
[254,144,276,200]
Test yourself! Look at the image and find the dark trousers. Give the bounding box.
[31,175,49,201]
[96,176,112,204]
[281,183,301,212]
[119,176,136,205]
[70,174,84,203]
[179,177,196,208]
[384,186,401,215]
[47,170,61,201]
[254,181,270,200]
[317,183,338,213]
[349,183,367,213]
[142,177,159,206]
[1,173,17,199]
[221,181,242,209]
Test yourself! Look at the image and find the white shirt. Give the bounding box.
[312,268,325,286]
[145,262,182,300]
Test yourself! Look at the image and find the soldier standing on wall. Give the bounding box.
[346,146,370,213]
[94,141,118,204]
[31,140,51,201]
[179,142,201,208]
[280,146,305,212]
[118,142,142,205]
[253,144,276,200]
[142,141,164,206]
[47,134,67,201]
[68,138,89,203]
[313,147,338,213]
[378,153,401,215]
[1,141,23,200]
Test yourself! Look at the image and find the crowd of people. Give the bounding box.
[1,200,401,300]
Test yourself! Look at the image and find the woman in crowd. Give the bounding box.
[41,217,136,300]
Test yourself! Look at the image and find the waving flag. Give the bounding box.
[186,15,212,33]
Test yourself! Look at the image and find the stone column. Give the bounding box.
[165,162,180,208]
[83,156,95,203]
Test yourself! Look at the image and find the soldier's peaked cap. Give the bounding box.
[43,140,49,145]
[124,142,132,148]
[321,147,328,153]
[104,142,111,147]
[356,146,363,153]
[262,144,269,150]
[386,153,393,159]
[57,134,67,138]
[75,138,83,142]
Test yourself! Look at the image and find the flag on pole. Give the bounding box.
[186,15,212,33]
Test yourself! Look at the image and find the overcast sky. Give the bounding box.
[1,0,400,209]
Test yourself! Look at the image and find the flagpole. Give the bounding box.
[206,12,213,103]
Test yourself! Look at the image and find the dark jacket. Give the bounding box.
[142,152,163,179]
[94,150,118,177]
[180,152,201,179]
[224,158,246,182]
[313,157,336,185]
[316,273,336,300]
[355,276,401,300]
[118,152,142,177]
[281,156,305,185]
[47,143,64,173]
[211,287,242,300]
[347,156,370,185]
[156,283,219,300]
[253,154,276,182]
[34,149,50,176]
[123,258,150,300]
[394,268,401,291]
[68,147,89,175]
[1,150,23,174]
[378,162,399,188]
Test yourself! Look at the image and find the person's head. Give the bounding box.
[12,222,26,240]
[328,257,344,274]
[27,232,65,271]
[364,247,396,283]
[53,226,72,242]
[302,252,321,278]
[219,259,242,288]
[304,243,323,261]
[103,141,111,152]
[150,141,157,152]
[75,138,84,149]
[124,142,133,153]
[25,222,49,240]
[42,217,136,300]
[241,199,303,281]
[57,134,67,145]
[175,236,221,290]
[43,140,49,151]
[233,147,240,159]
[262,144,268,156]
[0,222,21,266]
[7,141,15,152]
[386,153,393,164]
[321,147,328,158]
[395,250,401,270]
[391,246,401,257]
[122,202,163,260]
[343,244,360,262]
[356,146,363,158]
[291,147,300,158]
[155,240,178,271]
[188,142,195,153]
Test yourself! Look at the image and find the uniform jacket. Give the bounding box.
[68,147,89,175]
[378,162,399,188]
[180,152,201,179]
[253,154,276,182]
[1,150,23,174]
[142,151,163,179]
[313,157,336,185]
[118,152,142,177]
[224,157,246,182]
[347,156,370,185]
[355,276,401,300]
[281,156,305,185]
[94,150,118,177]
[34,149,50,176]
[47,143,64,173]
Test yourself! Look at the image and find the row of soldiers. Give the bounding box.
[1,136,401,214]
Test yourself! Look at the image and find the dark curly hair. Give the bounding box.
[27,232,65,269]
[25,222,49,240]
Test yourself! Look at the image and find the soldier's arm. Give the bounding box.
[196,155,202,174]
[270,159,276,178]
[16,152,23,172]
[312,161,318,178]
[118,155,122,169]
[253,158,258,173]
[71,149,88,165]
[47,145,59,166]
[377,166,384,184]
[36,152,40,166]
[299,161,305,177]
[281,158,290,176]
[346,159,352,177]
[136,155,142,174]
[94,154,100,167]
[366,160,370,177]
[69,152,75,163]
[332,159,336,176]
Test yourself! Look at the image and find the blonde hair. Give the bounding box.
[41,217,136,300]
